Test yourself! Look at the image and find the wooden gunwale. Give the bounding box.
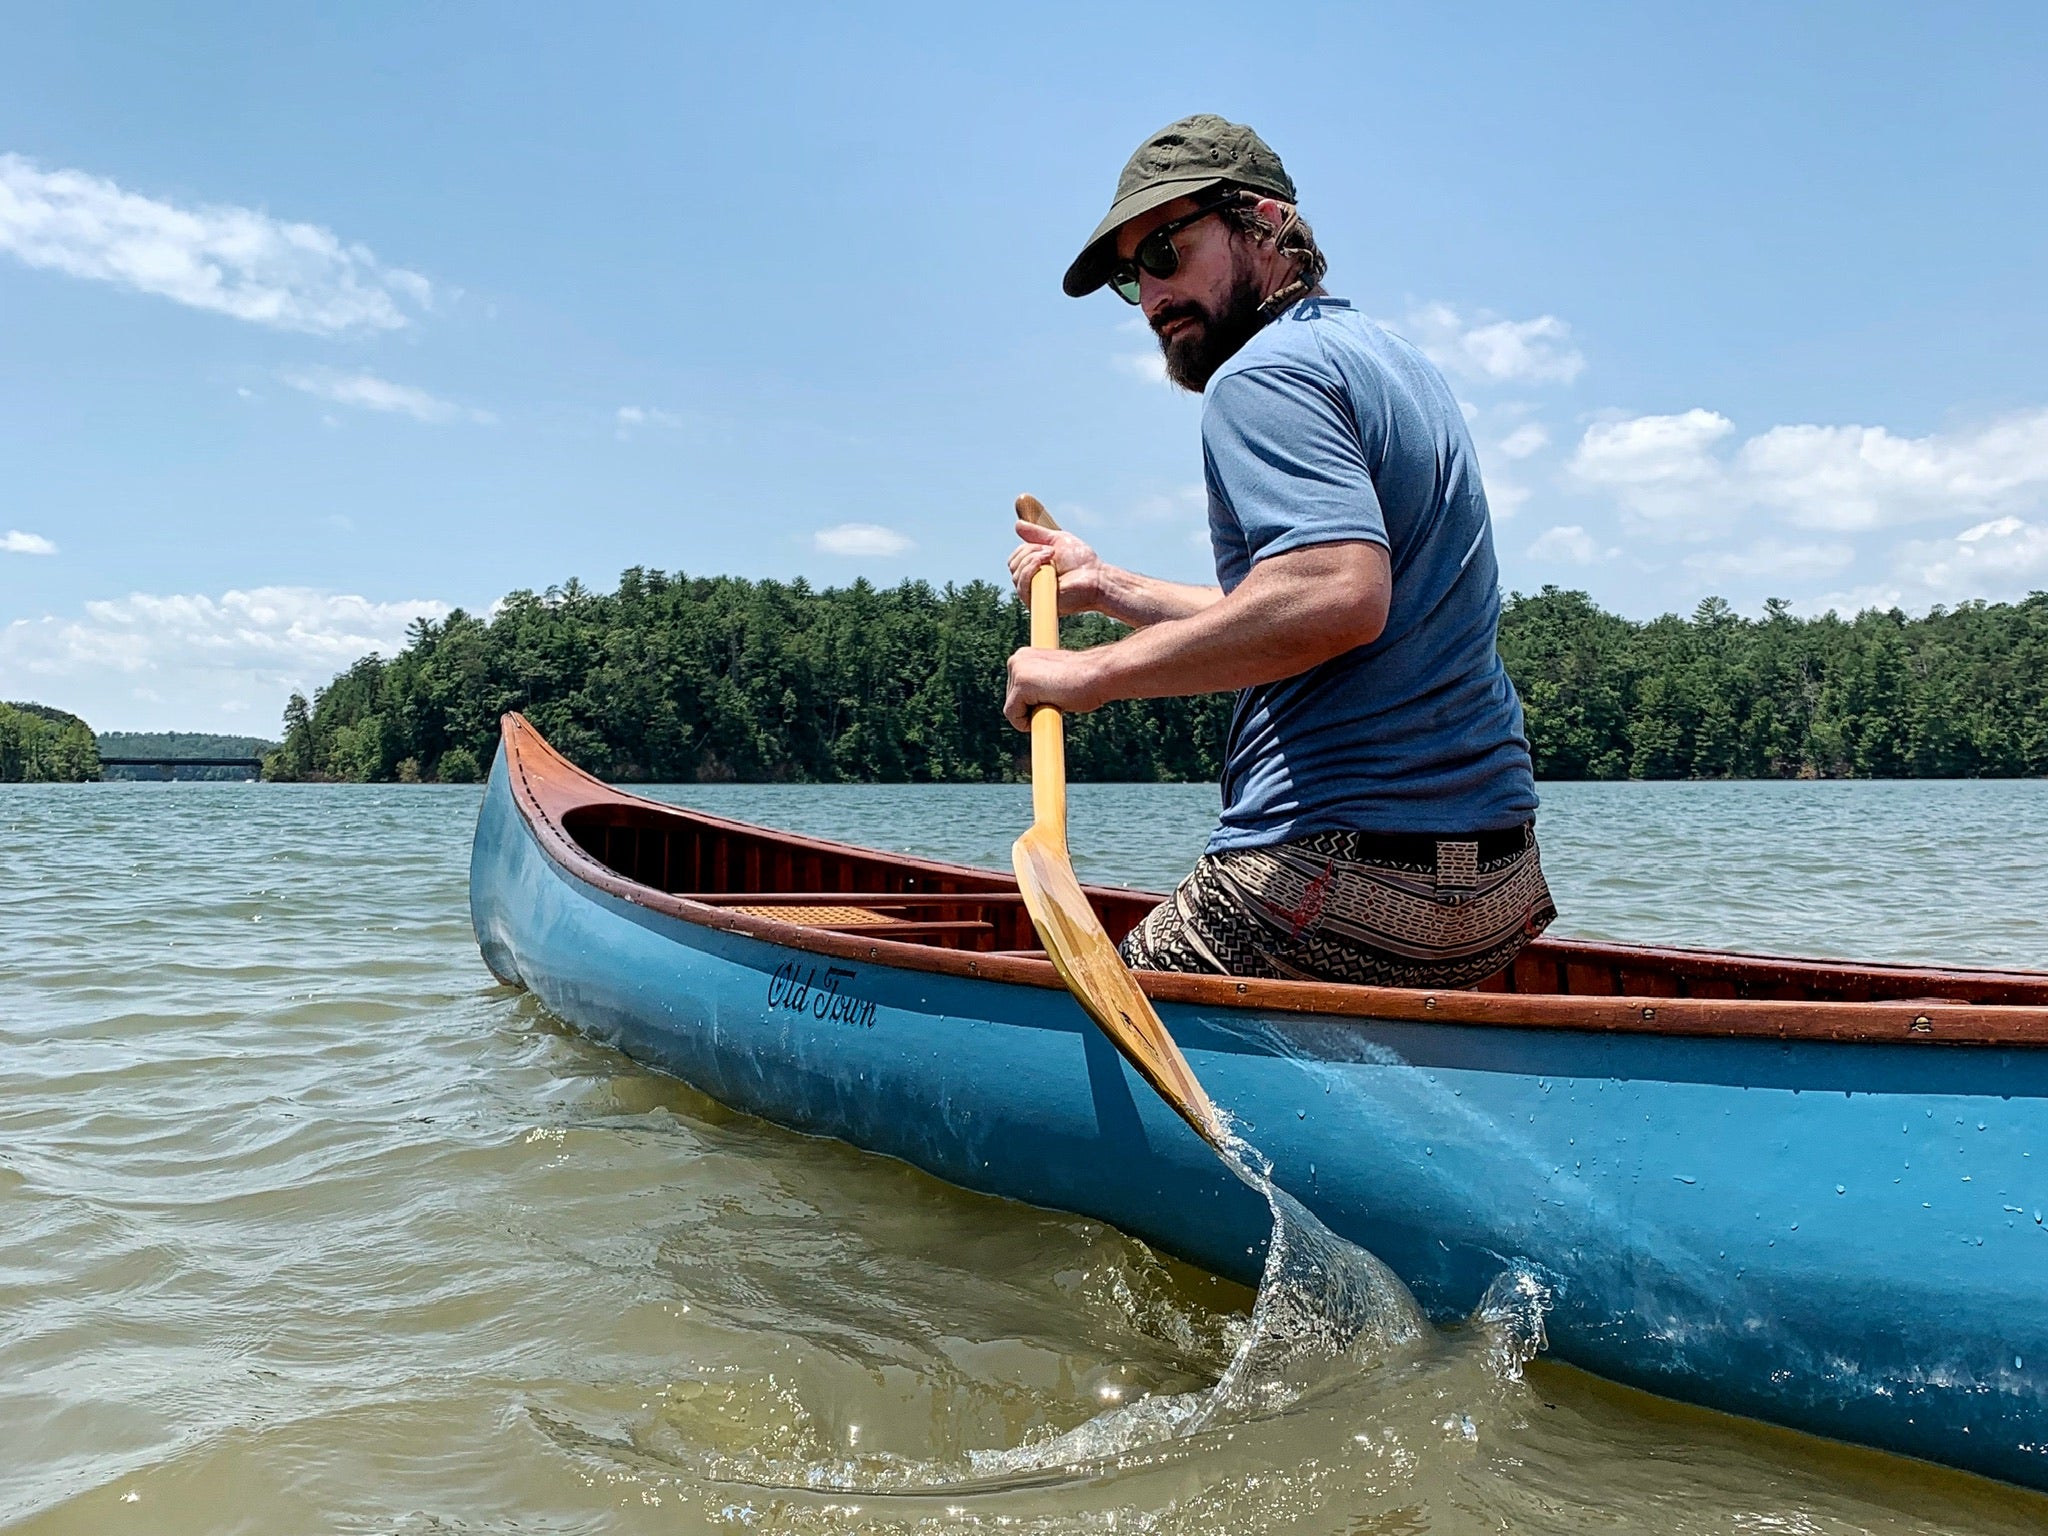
[497,713,2048,1047]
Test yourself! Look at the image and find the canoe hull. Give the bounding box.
[471,746,2048,1491]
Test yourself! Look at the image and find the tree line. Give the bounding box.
[0,702,100,782]
[264,572,1232,785]
[1500,589,2048,778]
[256,570,2048,785]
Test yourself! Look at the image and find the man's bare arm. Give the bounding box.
[1004,540,1390,729]
[1008,518,1222,626]
[1094,566,1226,627]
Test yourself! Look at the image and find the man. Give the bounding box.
[1005,114,1553,989]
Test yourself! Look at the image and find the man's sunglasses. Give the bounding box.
[1106,193,1241,305]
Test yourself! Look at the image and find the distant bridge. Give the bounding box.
[98,756,265,780]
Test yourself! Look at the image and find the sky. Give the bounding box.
[2,2,2045,733]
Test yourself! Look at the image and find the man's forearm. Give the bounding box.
[1093,566,1224,628]
[1088,543,1389,700]
[1003,541,1390,731]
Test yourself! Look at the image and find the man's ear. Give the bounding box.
[1251,197,1290,240]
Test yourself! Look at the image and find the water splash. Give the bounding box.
[632,1109,1555,1498]
[626,1102,1557,1499]
[1469,1264,1553,1381]
[1192,1136,1430,1423]
[962,1128,1446,1479]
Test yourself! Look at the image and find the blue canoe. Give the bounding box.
[470,713,2048,1490]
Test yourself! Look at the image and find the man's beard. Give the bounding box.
[1153,268,1270,391]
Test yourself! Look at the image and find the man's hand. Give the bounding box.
[1005,644,1106,731]
[1007,519,1106,617]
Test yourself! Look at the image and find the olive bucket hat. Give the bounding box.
[1062,113,1295,298]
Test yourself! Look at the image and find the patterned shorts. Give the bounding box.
[1118,824,1555,989]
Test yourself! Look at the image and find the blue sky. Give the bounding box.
[2,2,2044,731]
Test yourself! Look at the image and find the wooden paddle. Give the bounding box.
[1010,494,1228,1150]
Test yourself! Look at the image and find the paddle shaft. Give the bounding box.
[1017,493,1067,830]
[1028,563,1066,830]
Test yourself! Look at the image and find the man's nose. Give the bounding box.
[1140,270,1177,321]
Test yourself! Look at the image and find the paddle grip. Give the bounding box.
[1015,493,1061,534]
[1016,495,1064,651]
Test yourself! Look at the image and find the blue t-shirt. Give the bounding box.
[1201,297,1536,852]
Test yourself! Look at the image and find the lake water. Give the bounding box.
[6,778,2048,1534]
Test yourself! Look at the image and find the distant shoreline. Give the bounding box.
[20,575,2048,787]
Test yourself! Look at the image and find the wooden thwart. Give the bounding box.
[725,904,993,939]
[687,891,1025,907]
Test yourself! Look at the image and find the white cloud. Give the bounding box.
[0,154,430,334]
[812,522,914,557]
[3,530,56,555]
[1896,515,2048,600]
[1790,516,2048,617]
[1130,484,1206,524]
[1527,525,1601,565]
[1403,304,1586,386]
[1109,315,1169,384]
[1568,409,1735,527]
[1792,583,1908,619]
[1487,478,1531,519]
[279,368,493,425]
[1473,418,1549,520]
[1571,406,2048,534]
[0,586,451,731]
[1738,411,2048,531]
[1113,350,1168,385]
[1685,537,1854,581]
[615,404,685,439]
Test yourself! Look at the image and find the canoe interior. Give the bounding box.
[556,794,2048,1010]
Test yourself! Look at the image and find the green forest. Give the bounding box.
[0,702,100,782]
[260,571,2048,785]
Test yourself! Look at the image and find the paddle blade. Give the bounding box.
[1012,820,1226,1149]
